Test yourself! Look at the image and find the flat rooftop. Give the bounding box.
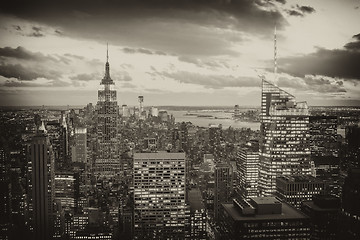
[251,197,281,205]
[134,151,185,160]
[302,201,339,212]
[222,202,308,221]
[188,188,205,211]
[277,175,321,183]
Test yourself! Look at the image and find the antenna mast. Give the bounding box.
[274,24,277,81]
[106,43,109,62]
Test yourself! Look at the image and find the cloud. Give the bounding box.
[298,5,315,14]
[70,72,101,81]
[122,47,167,55]
[277,74,346,93]
[287,10,303,17]
[286,4,315,17]
[121,82,137,89]
[178,56,229,69]
[28,26,44,37]
[0,63,61,80]
[0,0,287,56]
[0,46,60,63]
[275,0,286,4]
[344,33,360,51]
[279,46,360,80]
[155,70,260,89]
[13,25,22,31]
[115,71,133,82]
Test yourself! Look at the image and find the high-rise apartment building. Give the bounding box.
[30,124,55,240]
[133,152,186,239]
[259,79,312,196]
[236,141,259,200]
[72,128,87,164]
[95,49,120,177]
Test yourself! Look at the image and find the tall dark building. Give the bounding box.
[301,195,340,240]
[208,124,223,159]
[172,122,189,153]
[309,115,340,196]
[259,79,313,196]
[339,168,360,240]
[95,48,120,177]
[214,162,232,222]
[344,126,360,170]
[187,188,207,240]
[309,115,338,157]
[30,123,55,240]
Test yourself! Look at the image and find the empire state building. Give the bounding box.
[95,48,120,177]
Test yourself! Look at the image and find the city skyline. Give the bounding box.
[0,0,359,107]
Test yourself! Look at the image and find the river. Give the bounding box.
[168,110,260,131]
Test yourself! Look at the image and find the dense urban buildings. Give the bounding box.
[133,152,186,239]
[259,79,313,196]
[0,49,359,240]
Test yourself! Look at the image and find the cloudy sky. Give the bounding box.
[0,0,359,106]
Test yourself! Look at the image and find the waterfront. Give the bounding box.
[169,110,260,131]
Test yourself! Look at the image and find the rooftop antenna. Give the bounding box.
[106,42,109,63]
[274,24,277,81]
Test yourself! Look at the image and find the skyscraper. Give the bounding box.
[95,48,120,177]
[133,152,186,239]
[259,79,312,196]
[236,141,259,200]
[30,123,55,240]
[339,168,360,239]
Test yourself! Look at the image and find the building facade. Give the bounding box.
[276,175,326,209]
[30,126,55,240]
[133,152,186,239]
[236,141,259,200]
[214,163,232,222]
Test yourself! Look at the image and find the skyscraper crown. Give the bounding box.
[101,44,114,85]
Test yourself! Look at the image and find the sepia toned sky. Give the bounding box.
[0,0,359,106]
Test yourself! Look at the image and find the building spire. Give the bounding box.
[101,43,113,84]
[274,24,277,81]
[106,42,109,63]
